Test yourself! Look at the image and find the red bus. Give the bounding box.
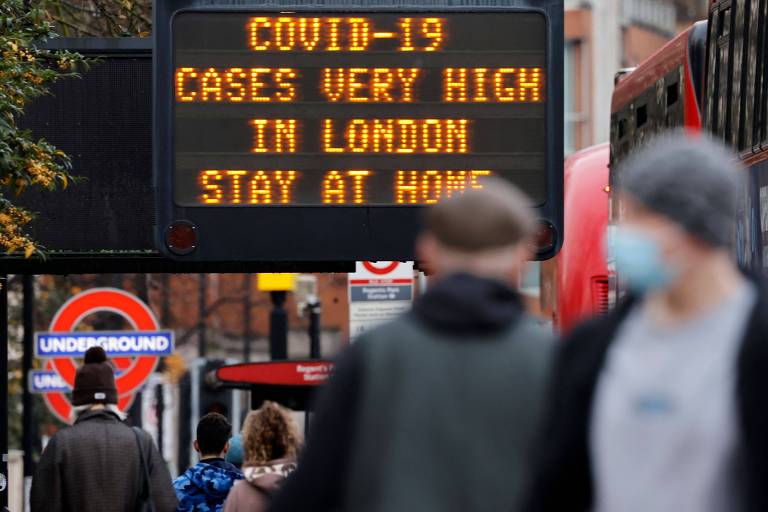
[554,21,708,327]
[554,144,609,332]
[606,21,708,303]
[558,0,768,324]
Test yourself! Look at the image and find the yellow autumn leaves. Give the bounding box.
[1,1,83,258]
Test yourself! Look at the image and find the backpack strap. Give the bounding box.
[132,426,155,511]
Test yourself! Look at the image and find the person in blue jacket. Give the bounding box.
[174,412,243,511]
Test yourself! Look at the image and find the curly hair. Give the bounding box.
[241,401,302,466]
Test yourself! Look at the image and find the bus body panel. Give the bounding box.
[556,144,610,332]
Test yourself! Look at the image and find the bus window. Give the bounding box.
[663,69,683,128]
[667,81,679,107]
[742,0,764,150]
[730,0,747,151]
[759,0,768,147]
[636,104,648,128]
[704,3,734,143]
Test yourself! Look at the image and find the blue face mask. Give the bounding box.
[608,228,675,293]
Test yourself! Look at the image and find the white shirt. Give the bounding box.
[591,283,756,512]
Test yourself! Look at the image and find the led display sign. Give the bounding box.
[154,1,562,263]
[172,12,547,206]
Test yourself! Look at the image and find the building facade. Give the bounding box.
[564,0,708,154]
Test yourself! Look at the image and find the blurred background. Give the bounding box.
[4,0,714,507]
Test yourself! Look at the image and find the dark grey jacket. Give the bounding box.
[272,273,554,512]
[31,408,178,512]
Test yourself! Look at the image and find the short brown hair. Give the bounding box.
[242,401,301,466]
[425,178,536,251]
[197,412,232,455]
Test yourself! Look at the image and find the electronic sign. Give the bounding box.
[155,1,563,262]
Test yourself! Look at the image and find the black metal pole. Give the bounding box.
[129,274,149,428]
[198,274,207,359]
[243,274,252,362]
[129,393,143,428]
[269,291,288,360]
[22,275,34,482]
[308,299,321,359]
[155,383,164,459]
[0,275,9,511]
[160,274,171,326]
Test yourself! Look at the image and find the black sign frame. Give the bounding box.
[154,0,563,263]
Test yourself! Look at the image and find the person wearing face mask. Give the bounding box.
[524,133,768,512]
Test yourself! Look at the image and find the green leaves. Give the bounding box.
[0,0,85,256]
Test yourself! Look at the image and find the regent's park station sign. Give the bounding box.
[31,288,174,423]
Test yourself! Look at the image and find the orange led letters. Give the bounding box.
[197,170,300,204]
[444,67,544,102]
[321,68,420,103]
[395,170,492,204]
[251,119,297,153]
[183,15,544,206]
[322,119,468,153]
[245,16,446,52]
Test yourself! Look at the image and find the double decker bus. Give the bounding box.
[610,21,708,167]
[609,0,768,274]
[554,0,768,324]
[703,0,768,271]
[553,21,708,329]
[598,21,708,306]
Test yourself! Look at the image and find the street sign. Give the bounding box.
[154,0,564,262]
[29,370,70,394]
[257,273,297,292]
[35,331,174,358]
[216,360,335,411]
[348,261,414,340]
[40,288,172,424]
[217,360,335,386]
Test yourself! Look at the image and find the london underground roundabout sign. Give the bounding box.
[35,288,173,424]
[362,261,401,275]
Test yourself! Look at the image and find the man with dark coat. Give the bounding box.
[525,135,768,512]
[271,179,554,511]
[31,346,178,512]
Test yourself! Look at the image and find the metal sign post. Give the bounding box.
[0,275,8,511]
[259,275,296,360]
[22,275,34,508]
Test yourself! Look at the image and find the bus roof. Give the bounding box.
[611,24,695,113]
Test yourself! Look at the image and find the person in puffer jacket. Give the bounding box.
[175,413,243,511]
[223,402,301,512]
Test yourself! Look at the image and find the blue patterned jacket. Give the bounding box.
[174,459,243,511]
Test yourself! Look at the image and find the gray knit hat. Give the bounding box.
[618,133,743,247]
